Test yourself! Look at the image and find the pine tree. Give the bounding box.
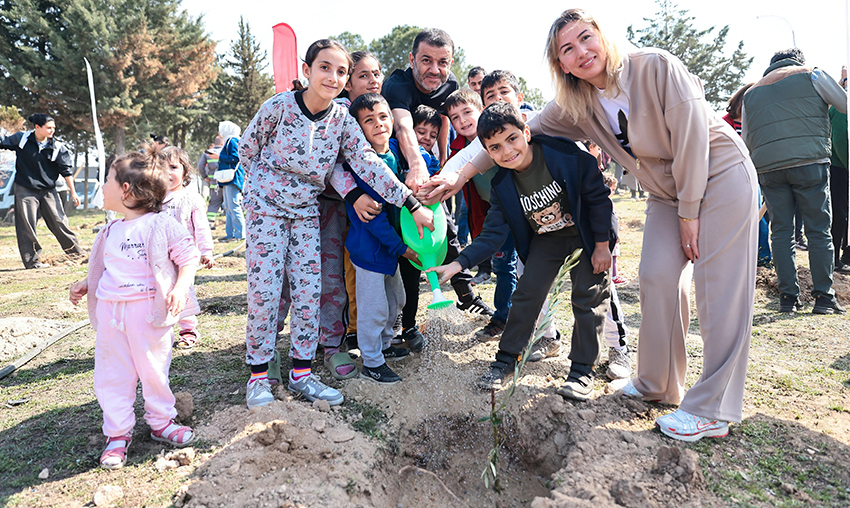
[626,0,752,108]
[223,17,275,129]
[518,77,547,111]
[329,31,366,53]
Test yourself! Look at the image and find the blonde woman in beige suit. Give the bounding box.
[423,8,758,442]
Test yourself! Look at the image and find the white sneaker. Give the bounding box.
[618,378,660,402]
[246,378,274,409]
[656,409,729,442]
[288,372,344,405]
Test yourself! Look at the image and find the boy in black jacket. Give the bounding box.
[429,102,614,401]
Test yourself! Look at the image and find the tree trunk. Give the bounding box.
[114,125,126,155]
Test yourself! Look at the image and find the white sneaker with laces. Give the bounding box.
[656,409,729,442]
[606,347,632,380]
[288,372,344,405]
[246,378,274,409]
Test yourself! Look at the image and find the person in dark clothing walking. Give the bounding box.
[0,113,84,269]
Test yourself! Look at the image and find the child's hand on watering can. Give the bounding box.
[402,247,420,267]
[411,205,435,239]
[426,261,462,285]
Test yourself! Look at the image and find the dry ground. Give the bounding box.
[0,195,849,507]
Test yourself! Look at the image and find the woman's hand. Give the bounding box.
[69,280,88,306]
[422,170,464,202]
[591,242,612,274]
[352,194,382,223]
[426,261,462,285]
[679,217,700,262]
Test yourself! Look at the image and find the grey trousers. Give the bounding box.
[207,185,224,215]
[355,265,405,369]
[14,184,83,268]
[498,233,610,373]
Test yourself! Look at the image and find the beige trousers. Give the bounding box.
[633,160,758,422]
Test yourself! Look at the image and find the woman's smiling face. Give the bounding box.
[556,21,609,89]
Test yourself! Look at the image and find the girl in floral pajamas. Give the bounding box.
[238,39,432,408]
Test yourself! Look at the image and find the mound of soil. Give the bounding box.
[0,317,64,363]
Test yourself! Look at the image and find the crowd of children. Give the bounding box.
[69,35,648,469]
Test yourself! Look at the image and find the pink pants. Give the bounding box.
[94,299,177,437]
[178,314,198,335]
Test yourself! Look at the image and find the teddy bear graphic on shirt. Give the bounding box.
[531,202,574,233]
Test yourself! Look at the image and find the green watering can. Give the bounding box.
[399,203,454,310]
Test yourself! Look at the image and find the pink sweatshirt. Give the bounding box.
[162,188,214,258]
[87,213,200,329]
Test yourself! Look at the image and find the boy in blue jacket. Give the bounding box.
[429,102,615,400]
[346,93,421,384]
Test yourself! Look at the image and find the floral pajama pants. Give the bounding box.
[276,197,347,349]
[245,211,322,364]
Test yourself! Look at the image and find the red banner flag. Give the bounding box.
[272,23,298,93]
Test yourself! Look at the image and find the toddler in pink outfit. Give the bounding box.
[161,146,215,349]
[70,145,200,469]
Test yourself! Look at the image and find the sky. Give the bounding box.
[179,0,847,102]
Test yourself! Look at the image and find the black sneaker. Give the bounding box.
[475,360,515,390]
[344,332,359,359]
[360,363,401,385]
[812,295,846,315]
[835,262,850,275]
[399,327,426,353]
[457,295,495,316]
[382,345,410,361]
[556,369,594,401]
[779,293,803,313]
[474,319,506,342]
[528,332,562,362]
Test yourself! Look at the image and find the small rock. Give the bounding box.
[327,428,356,443]
[174,392,194,422]
[622,432,637,444]
[313,399,331,412]
[781,482,796,495]
[38,468,49,479]
[674,466,685,476]
[155,456,180,472]
[312,419,326,433]
[656,446,680,469]
[577,409,595,421]
[227,461,241,474]
[93,485,124,506]
[165,447,195,466]
[662,473,673,485]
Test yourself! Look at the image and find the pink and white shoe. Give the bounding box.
[100,433,133,469]
[151,420,196,447]
[656,409,729,442]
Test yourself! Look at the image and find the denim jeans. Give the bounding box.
[222,184,245,240]
[491,233,517,323]
[759,163,834,298]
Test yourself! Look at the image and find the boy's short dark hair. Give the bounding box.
[412,105,441,131]
[477,101,526,141]
[349,93,390,121]
[444,88,483,114]
[480,70,521,97]
[770,48,805,65]
[412,28,454,57]
[467,66,486,80]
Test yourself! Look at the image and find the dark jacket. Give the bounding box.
[457,135,616,268]
[0,131,73,190]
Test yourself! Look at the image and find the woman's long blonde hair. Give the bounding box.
[545,9,623,123]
